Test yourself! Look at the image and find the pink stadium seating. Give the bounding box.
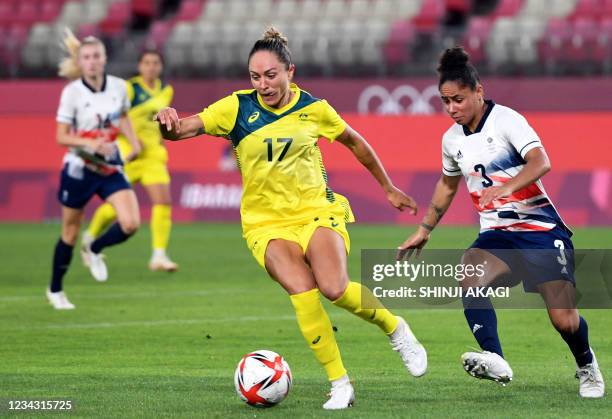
[538,18,572,68]
[462,17,492,66]
[383,21,416,66]
[145,21,173,49]
[567,18,599,63]
[40,0,63,22]
[570,0,602,20]
[412,0,446,31]
[172,0,204,23]
[14,0,39,26]
[491,0,524,19]
[100,1,131,36]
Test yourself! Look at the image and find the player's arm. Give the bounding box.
[479,147,550,207]
[336,125,417,214]
[155,107,204,141]
[56,122,114,158]
[397,174,461,259]
[118,113,143,161]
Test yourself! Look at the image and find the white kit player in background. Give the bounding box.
[47,29,142,309]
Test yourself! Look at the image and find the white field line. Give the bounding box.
[0,288,250,303]
[3,314,298,332]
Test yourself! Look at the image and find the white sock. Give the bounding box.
[331,374,350,388]
[152,248,167,259]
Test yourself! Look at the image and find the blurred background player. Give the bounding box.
[82,50,178,272]
[155,27,428,410]
[399,47,604,398]
[48,29,142,309]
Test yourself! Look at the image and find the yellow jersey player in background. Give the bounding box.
[155,27,428,410]
[83,50,178,272]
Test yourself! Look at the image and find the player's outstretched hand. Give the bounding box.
[479,185,511,208]
[397,227,430,261]
[155,107,181,134]
[386,186,418,215]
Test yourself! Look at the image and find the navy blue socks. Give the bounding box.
[91,223,132,254]
[50,239,73,292]
[463,296,504,358]
[560,316,593,367]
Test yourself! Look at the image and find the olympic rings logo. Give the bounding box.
[357,84,441,115]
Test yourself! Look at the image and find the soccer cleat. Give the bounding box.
[323,375,354,410]
[389,316,428,377]
[461,351,513,385]
[576,350,605,398]
[82,245,108,282]
[46,288,75,310]
[149,254,179,272]
[80,233,94,267]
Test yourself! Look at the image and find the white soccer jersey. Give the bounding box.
[442,100,568,233]
[56,74,130,175]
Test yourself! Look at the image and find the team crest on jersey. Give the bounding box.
[299,113,308,121]
[248,111,260,123]
[487,137,493,143]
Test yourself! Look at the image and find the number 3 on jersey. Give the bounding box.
[474,164,494,187]
[264,138,293,162]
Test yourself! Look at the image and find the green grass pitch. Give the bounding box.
[1,223,610,418]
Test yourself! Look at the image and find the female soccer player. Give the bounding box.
[47,29,142,309]
[155,28,427,409]
[83,50,178,272]
[399,47,604,398]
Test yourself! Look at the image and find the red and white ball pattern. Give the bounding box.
[234,350,292,407]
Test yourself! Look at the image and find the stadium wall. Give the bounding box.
[0,112,610,225]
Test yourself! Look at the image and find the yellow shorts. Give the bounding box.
[124,158,170,186]
[244,213,351,271]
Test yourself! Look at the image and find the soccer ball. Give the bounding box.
[234,350,292,407]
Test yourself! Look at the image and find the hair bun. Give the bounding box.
[262,26,288,47]
[438,47,470,73]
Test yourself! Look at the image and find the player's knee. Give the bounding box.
[551,311,579,334]
[319,281,348,301]
[119,218,140,235]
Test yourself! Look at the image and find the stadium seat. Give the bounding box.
[384,20,416,66]
[412,0,445,31]
[569,0,602,20]
[462,17,493,66]
[199,0,225,23]
[99,1,130,36]
[595,17,612,72]
[347,0,370,20]
[226,0,252,24]
[491,0,524,18]
[566,18,599,65]
[14,0,39,26]
[251,0,274,23]
[538,18,572,72]
[144,20,172,50]
[173,0,204,23]
[40,0,63,22]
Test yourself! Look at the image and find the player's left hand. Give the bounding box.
[386,186,418,215]
[479,185,512,208]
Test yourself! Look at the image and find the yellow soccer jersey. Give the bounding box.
[198,83,353,233]
[118,76,174,161]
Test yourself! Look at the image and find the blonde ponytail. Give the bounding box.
[58,27,106,80]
